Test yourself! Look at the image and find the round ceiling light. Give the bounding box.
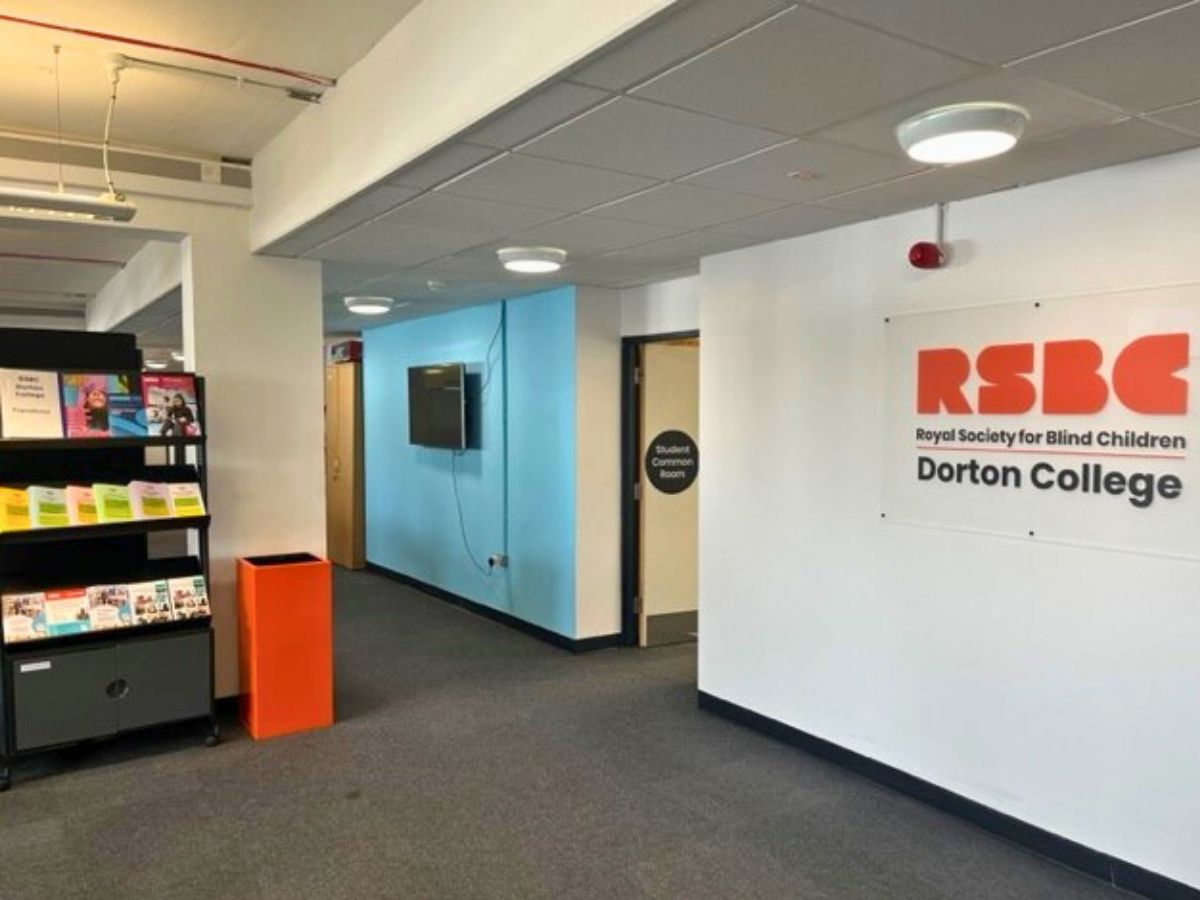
[144,358,168,370]
[896,102,1029,165]
[344,295,396,316]
[170,350,185,363]
[497,246,567,274]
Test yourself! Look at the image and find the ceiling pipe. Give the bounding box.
[119,54,324,102]
[0,12,337,88]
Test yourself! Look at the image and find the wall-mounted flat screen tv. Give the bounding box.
[408,363,466,449]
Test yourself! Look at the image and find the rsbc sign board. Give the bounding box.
[881,288,1200,557]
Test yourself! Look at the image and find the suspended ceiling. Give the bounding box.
[281,0,1200,331]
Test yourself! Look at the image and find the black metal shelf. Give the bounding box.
[0,516,209,546]
[0,553,202,594]
[0,340,216,790]
[0,436,204,452]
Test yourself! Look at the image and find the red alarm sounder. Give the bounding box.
[909,241,944,269]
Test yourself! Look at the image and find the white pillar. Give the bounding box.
[181,223,326,697]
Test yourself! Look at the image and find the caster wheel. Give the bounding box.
[0,771,11,792]
[204,723,220,747]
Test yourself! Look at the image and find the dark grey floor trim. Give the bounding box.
[365,563,620,654]
[698,691,1198,900]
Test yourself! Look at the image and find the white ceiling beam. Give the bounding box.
[250,0,680,252]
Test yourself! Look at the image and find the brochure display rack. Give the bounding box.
[0,329,217,791]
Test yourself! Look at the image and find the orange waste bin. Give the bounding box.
[237,553,333,740]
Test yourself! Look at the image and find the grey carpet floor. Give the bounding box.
[0,569,1135,900]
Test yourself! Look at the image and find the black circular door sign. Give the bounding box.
[644,430,698,494]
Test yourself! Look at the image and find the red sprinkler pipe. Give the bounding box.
[0,12,337,88]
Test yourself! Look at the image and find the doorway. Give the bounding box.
[621,331,700,647]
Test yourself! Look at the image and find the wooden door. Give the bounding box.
[638,340,699,646]
[325,363,364,568]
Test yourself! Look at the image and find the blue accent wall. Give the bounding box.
[363,287,577,637]
[504,288,576,636]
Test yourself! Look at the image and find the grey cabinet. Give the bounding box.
[12,646,118,751]
[6,629,211,753]
[117,633,211,731]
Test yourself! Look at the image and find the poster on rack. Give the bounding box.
[60,374,144,437]
[140,374,201,436]
[881,284,1200,558]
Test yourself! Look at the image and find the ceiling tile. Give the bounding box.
[1146,100,1200,137]
[450,239,523,263]
[412,255,512,281]
[336,184,422,221]
[588,183,788,229]
[270,214,361,257]
[386,142,501,190]
[305,219,488,267]
[379,193,563,236]
[684,138,918,201]
[351,272,461,301]
[438,153,656,212]
[964,118,1199,187]
[611,266,701,290]
[808,0,1180,65]
[465,82,613,149]
[817,168,1000,216]
[814,72,1123,158]
[570,0,793,90]
[519,97,788,179]
[633,6,980,135]
[271,185,421,256]
[510,215,685,255]
[710,203,869,240]
[322,261,409,293]
[565,257,696,288]
[1013,5,1200,112]
[604,230,761,267]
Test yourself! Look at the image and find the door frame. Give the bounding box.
[620,329,701,647]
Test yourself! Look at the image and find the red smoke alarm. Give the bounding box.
[908,241,944,269]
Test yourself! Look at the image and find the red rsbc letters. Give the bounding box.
[916,333,1189,415]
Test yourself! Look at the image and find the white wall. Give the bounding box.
[575,286,622,639]
[621,275,699,336]
[699,147,1200,889]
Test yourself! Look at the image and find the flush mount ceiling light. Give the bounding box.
[344,296,397,316]
[896,102,1029,165]
[170,350,185,362]
[497,246,567,274]
[144,358,168,370]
